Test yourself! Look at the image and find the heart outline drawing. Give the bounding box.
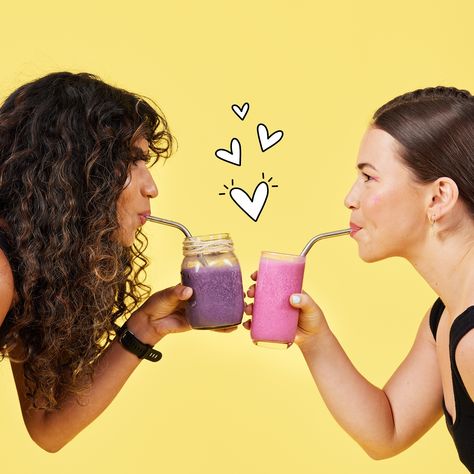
[231,102,250,121]
[229,181,269,222]
[257,123,284,152]
[215,138,241,166]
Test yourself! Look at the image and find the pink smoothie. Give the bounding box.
[251,253,306,348]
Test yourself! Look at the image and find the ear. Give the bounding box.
[426,177,459,220]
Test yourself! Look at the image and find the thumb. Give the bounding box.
[159,284,193,304]
[174,284,193,301]
[289,291,320,314]
[145,284,193,320]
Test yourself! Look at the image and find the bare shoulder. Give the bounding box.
[414,304,436,345]
[454,326,474,401]
[0,247,15,327]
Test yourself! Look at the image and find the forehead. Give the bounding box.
[357,127,408,173]
[357,128,398,162]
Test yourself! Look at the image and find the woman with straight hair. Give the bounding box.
[246,86,474,472]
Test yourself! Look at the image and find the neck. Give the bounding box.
[407,226,474,320]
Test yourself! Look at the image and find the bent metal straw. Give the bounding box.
[145,215,192,238]
[300,228,351,257]
[145,215,209,266]
[146,215,350,261]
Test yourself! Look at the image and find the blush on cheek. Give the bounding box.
[370,195,381,205]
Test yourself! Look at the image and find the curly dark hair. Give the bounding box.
[0,72,172,409]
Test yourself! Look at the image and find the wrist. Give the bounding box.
[296,324,332,354]
[116,322,163,362]
[126,310,164,346]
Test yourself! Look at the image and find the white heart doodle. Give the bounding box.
[229,181,269,222]
[257,123,284,152]
[231,102,249,121]
[215,138,241,166]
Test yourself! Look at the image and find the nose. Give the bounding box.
[344,181,359,210]
[143,169,159,199]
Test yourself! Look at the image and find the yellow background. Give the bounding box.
[0,1,471,472]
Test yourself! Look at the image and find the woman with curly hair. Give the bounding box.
[0,71,222,452]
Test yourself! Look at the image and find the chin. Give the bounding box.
[117,230,136,248]
[124,236,136,248]
[358,247,389,263]
[360,255,382,263]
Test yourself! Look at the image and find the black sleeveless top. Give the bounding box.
[429,298,474,472]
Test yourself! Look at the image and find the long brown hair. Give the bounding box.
[373,86,474,217]
[0,72,172,409]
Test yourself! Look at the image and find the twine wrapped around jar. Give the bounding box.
[182,233,234,257]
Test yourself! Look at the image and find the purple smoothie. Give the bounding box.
[181,264,244,329]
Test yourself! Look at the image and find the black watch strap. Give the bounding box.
[116,323,162,362]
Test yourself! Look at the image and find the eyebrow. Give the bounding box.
[357,162,378,172]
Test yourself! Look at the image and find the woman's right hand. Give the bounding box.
[128,284,238,346]
[127,284,193,345]
[244,271,331,348]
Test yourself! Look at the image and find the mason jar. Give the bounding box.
[180,233,244,329]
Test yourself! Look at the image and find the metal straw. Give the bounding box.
[300,228,351,257]
[146,215,209,266]
[146,215,192,238]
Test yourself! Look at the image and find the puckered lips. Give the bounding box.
[138,209,151,226]
[349,222,362,237]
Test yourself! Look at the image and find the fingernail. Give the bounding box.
[291,295,301,304]
[181,287,192,298]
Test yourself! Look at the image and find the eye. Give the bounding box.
[362,172,373,182]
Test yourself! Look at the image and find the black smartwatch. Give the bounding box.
[116,323,162,362]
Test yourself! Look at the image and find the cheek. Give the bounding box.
[116,189,131,219]
[364,193,385,218]
[363,192,395,230]
[370,194,381,205]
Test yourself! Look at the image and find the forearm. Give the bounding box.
[298,327,398,459]
[14,311,160,452]
[38,340,145,450]
[12,284,192,452]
